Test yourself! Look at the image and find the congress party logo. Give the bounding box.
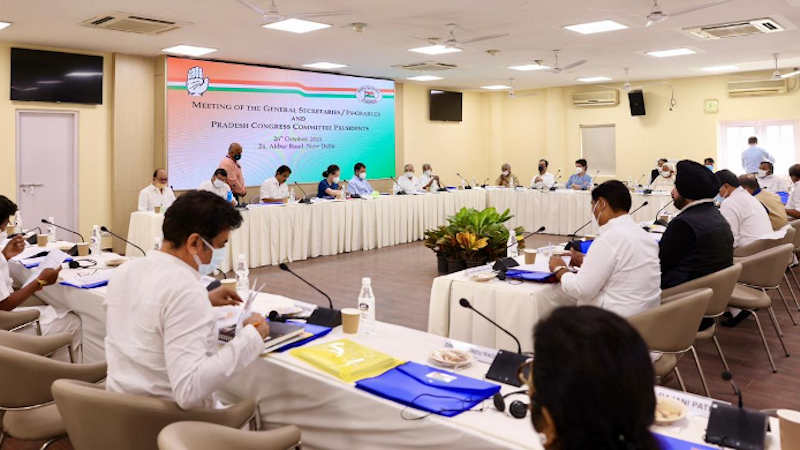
[356,86,382,104]
[186,66,209,96]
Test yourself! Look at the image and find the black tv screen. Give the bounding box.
[429,90,462,122]
[10,48,103,104]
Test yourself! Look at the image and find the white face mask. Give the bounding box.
[661,170,671,178]
[502,170,510,177]
[212,178,225,188]
[757,169,768,178]
[424,170,432,177]
[405,171,414,179]
[332,176,340,184]
[192,237,226,276]
[358,172,367,180]
[591,202,600,228]
[0,232,6,242]
[575,167,583,175]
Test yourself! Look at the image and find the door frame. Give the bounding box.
[15,109,80,229]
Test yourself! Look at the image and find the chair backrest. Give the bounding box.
[0,330,72,356]
[0,309,39,331]
[0,345,106,409]
[737,244,795,288]
[51,379,255,450]
[791,220,800,250]
[661,264,742,317]
[158,421,301,450]
[629,288,711,353]
[733,226,794,257]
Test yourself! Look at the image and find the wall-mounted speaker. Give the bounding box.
[628,90,646,116]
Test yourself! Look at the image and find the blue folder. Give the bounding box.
[578,239,594,254]
[503,269,555,283]
[59,280,108,289]
[355,361,501,417]
[275,322,332,352]
[654,433,715,450]
[778,191,789,205]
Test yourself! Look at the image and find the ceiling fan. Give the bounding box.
[535,50,587,74]
[645,0,733,27]
[771,53,800,80]
[416,23,509,50]
[237,0,350,24]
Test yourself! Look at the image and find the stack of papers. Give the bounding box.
[59,270,112,289]
[24,249,70,284]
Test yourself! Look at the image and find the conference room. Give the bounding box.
[2,0,800,449]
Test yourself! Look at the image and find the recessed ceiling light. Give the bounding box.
[407,75,444,81]
[646,48,696,58]
[430,90,444,94]
[162,45,218,57]
[577,76,611,83]
[65,71,103,77]
[302,62,347,70]
[508,64,551,71]
[481,85,511,90]
[700,65,738,72]
[564,20,627,34]
[262,18,331,33]
[408,45,462,55]
[0,22,12,31]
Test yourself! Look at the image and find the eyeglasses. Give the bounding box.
[517,358,534,388]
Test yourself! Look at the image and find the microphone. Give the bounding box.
[564,217,594,251]
[278,262,341,327]
[458,298,528,386]
[629,201,649,217]
[42,219,84,242]
[722,371,743,408]
[390,176,407,195]
[550,171,562,191]
[652,202,672,226]
[636,173,646,187]
[493,226,546,274]
[456,172,472,189]
[100,226,145,256]
[293,182,311,204]
[705,371,767,449]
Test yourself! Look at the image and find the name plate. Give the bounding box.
[655,386,727,419]
[444,339,498,365]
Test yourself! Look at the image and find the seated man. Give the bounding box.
[786,163,800,219]
[395,164,421,194]
[566,159,592,190]
[419,163,441,191]
[531,159,556,189]
[260,165,291,203]
[649,162,675,191]
[757,161,790,193]
[739,174,788,231]
[138,168,176,212]
[651,158,668,184]
[704,157,715,171]
[716,169,779,248]
[0,196,80,356]
[659,160,733,289]
[495,163,519,187]
[347,162,373,196]
[198,168,235,205]
[548,180,660,317]
[105,191,269,409]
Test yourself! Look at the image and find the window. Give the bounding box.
[718,120,799,175]
[580,124,616,176]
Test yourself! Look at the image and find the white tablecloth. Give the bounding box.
[486,188,673,235]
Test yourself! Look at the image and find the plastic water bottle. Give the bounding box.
[289,188,296,203]
[47,216,56,241]
[507,227,519,258]
[90,225,102,255]
[235,254,249,297]
[14,212,23,232]
[358,277,376,334]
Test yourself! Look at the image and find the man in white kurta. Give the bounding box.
[716,170,779,248]
[138,169,176,212]
[549,181,661,317]
[419,163,441,192]
[395,164,421,194]
[530,159,556,189]
[198,168,235,204]
[105,190,267,409]
[757,161,790,193]
[260,165,291,203]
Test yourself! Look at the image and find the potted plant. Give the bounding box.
[456,231,489,267]
[424,225,449,274]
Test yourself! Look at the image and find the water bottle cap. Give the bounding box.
[362,277,371,285]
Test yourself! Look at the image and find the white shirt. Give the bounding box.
[720,186,779,248]
[530,172,555,189]
[650,174,675,191]
[758,174,790,193]
[104,251,264,409]
[260,177,289,201]
[395,175,421,194]
[0,253,14,300]
[559,214,661,318]
[419,173,440,191]
[787,181,800,211]
[198,179,233,201]
[138,184,176,212]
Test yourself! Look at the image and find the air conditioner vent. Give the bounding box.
[686,18,784,40]
[572,90,619,107]
[727,79,787,97]
[394,62,457,71]
[81,13,181,34]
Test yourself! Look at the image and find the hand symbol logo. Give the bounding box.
[186,66,209,96]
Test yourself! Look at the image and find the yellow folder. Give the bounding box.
[290,339,403,383]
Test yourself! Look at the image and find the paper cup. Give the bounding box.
[77,242,89,257]
[524,249,537,265]
[220,279,238,290]
[341,308,361,334]
[37,234,48,247]
[5,225,15,235]
[779,409,800,449]
[154,206,162,214]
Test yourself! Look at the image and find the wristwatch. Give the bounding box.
[36,279,47,288]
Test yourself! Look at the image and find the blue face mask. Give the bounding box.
[192,237,226,275]
[714,194,725,205]
[705,165,714,171]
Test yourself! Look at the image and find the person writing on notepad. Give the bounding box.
[548,180,661,317]
[260,165,291,203]
[318,165,344,199]
[105,190,269,409]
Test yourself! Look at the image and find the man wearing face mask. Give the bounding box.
[347,162,373,196]
[659,160,733,289]
[395,163,421,194]
[219,142,246,202]
[649,162,675,191]
[260,165,292,203]
[138,168,176,212]
[650,158,668,184]
[419,163,441,192]
[565,159,592,190]
[105,190,269,409]
[757,161,789,193]
[531,159,555,189]
[715,169,780,248]
[198,168,236,205]
[548,180,661,317]
[704,158,715,171]
[495,163,519,188]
